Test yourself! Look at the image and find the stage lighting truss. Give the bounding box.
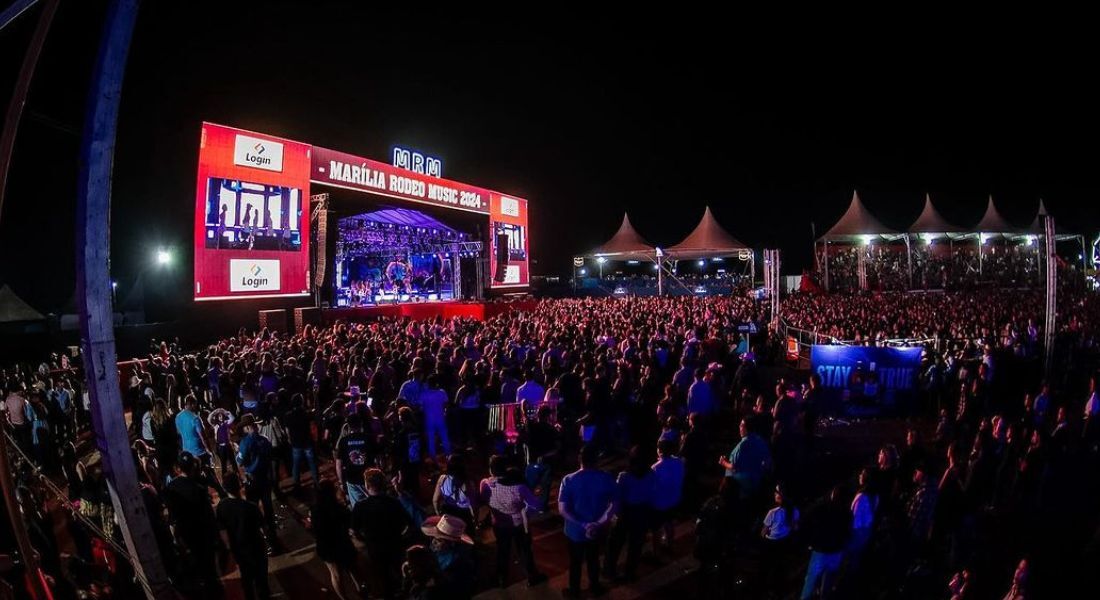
[338,239,483,259]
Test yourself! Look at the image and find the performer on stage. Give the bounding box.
[216,204,228,249]
[386,256,412,295]
[249,210,259,250]
[241,205,254,249]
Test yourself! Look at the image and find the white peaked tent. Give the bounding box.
[666,206,749,259]
[817,191,898,291]
[818,191,898,242]
[909,194,967,235]
[972,195,1020,236]
[1024,199,1077,240]
[0,285,45,323]
[589,213,656,260]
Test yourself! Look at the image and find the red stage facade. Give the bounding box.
[194,122,531,303]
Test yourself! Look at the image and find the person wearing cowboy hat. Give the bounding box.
[421,514,476,599]
[236,413,278,540]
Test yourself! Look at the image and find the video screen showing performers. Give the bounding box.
[203,177,302,251]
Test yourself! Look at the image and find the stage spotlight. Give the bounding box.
[155,249,172,266]
[697,259,705,267]
[579,268,587,275]
[596,257,607,264]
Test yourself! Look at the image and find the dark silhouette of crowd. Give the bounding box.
[3,293,1100,599]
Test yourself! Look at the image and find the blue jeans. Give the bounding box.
[424,419,452,458]
[801,550,842,600]
[525,462,552,507]
[346,482,368,508]
[291,447,319,487]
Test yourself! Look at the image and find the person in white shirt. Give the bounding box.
[420,375,451,458]
[761,483,799,591]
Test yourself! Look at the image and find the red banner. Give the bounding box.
[193,123,312,301]
[311,146,492,215]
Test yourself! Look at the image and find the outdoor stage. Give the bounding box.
[321,299,538,324]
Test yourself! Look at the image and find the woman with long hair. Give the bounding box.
[433,452,476,531]
[454,378,483,448]
[310,480,359,600]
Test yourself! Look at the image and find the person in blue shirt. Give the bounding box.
[686,367,715,416]
[558,444,617,598]
[236,414,277,540]
[604,445,654,582]
[175,395,210,462]
[398,369,426,409]
[719,418,772,500]
[48,378,73,441]
[650,439,686,557]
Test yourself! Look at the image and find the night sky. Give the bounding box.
[1,2,1097,313]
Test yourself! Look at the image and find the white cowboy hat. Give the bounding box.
[421,514,474,544]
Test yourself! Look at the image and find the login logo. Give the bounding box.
[230,259,281,292]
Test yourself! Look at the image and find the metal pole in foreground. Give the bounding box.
[1043,215,1057,379]
[656,247,664,297]
[75,0,173,598]
[0,2,60,597]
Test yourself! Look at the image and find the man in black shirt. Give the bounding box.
[284,395,319,490]
[352,468,412,599]
[279,357,306,398]
[216,472,270,600]
[800,486,851,600]
[163,452,223,597]
[335,415,374,507]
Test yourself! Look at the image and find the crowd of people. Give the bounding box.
[578,271,752,297]
[822,244,1050,292]
[2,293,1099,599]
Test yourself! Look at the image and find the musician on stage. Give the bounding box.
[386,256,412,296]
[241,205,253,249]
[216,204,228,249]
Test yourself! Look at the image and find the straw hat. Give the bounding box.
[421,514,474,544]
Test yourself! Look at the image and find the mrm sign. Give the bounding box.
[392,147,442,178]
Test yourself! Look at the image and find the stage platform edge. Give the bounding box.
[321,300,538,324]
